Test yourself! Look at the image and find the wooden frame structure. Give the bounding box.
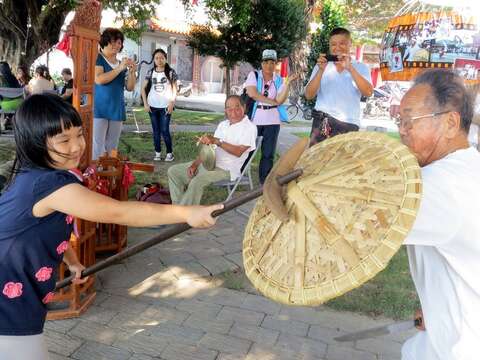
[47,1,101,319]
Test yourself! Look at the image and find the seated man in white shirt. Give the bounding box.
[167,95,257,205]
[397,69,480,360]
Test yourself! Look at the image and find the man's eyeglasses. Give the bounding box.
[393,110,452,130]
[263,84,269,97]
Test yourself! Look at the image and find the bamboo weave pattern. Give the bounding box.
[243,132,422,306]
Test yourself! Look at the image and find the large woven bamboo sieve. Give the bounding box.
[243,132,422,306]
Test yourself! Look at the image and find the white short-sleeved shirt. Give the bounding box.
[308,60,371,126]
[244,71,285,126]
[147,70,175,108]
[213,116,258,180]
[401,147,480,360]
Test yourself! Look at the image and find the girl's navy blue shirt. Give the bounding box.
[0,168,80,335]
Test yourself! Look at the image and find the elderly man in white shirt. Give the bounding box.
[167,95,257,205]
[397,69,480,360]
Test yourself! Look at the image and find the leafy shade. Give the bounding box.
[304,0,346,106]
[188,0,307,69]
[203,0,253,31]
[340,0,404,42]
[0,0,190,68]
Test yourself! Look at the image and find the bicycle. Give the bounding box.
[286,97,313,121]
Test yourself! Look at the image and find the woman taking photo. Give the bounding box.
[93,27,137,160]
[141,48,177,162]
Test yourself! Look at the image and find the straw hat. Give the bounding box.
[198,144,216,171]
[243,132,422,306]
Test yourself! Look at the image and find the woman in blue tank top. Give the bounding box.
[93,28,137,160]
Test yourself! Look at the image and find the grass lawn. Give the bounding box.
[127,108,225,126]
[128,108,311,128]
[0,142,15,164]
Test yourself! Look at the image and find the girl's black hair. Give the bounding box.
[99,28,124,52]
[147,48,174,85]
[0,61,21,88]
[9,94,83,181]
[153,49,173,85]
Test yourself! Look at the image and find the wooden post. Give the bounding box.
[47,0,101,320]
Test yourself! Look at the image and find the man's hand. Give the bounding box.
[187,163,198,178]
[144,104,151,113]
[198,134,217,145]
[338,53,352,72]
[317,54,328,71]
[185,203,224,228]
[414,309,425,331]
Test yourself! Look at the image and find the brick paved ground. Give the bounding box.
[2,126,413,359]
[45,208,414,360]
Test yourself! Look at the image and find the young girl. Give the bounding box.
[141,48,177,162]
[0,94,222,359]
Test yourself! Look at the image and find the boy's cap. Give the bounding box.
[262,49,277,61]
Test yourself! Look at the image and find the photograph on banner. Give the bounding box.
[380,30,397,63]
[454,58,480,80]
[388,48,404,73]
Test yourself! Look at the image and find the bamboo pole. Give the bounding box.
[55,169,303,290]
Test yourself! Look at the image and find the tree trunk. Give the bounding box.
[288,0,316,102]
[225,65,231,96]
[0,1,71,69]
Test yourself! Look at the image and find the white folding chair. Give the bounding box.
[213,136,262,215]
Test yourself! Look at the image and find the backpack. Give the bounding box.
[241,71,258,120]
[135,183,172,204]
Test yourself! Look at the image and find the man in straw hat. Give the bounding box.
[395,70,480,359]
[167,95,257,205]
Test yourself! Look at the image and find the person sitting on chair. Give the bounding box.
[168,95,257,205]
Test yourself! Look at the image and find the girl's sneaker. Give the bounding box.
[164,153,174,162]
[154,152,162,161]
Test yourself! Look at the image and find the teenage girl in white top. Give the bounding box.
[141,49,178,162]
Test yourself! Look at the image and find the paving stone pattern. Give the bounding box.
[44,127,413,359]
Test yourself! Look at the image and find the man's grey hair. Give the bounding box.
[414,69,473,133]
[225,94,245,107]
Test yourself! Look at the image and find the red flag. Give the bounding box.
[280,58,289,78]
[56,33,71,57]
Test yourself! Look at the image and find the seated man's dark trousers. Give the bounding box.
[309,110,359,147]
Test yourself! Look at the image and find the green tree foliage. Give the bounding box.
[202,0,252,30]
[187,0,307,95]
[340,0,403,42]
[306,0,346,78]
[0,0,183,68]
[303,0,345,105]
